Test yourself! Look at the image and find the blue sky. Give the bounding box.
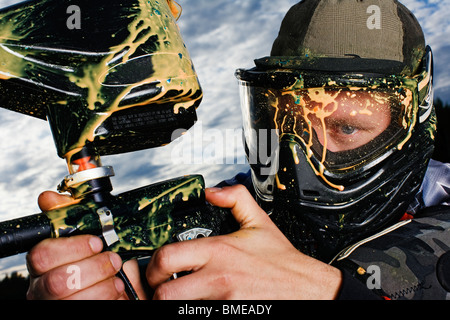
[0,0,448,277]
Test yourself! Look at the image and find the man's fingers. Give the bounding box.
[146,238,213,289]
[152,270,225,300]
[37,191,79,212]
[205,184,271,228]
[27,251,123,300]
[147,185,271,289]
[147,184,278,299]
[62,277,126,300]
[26,236,124,300]
[26,235,104,276]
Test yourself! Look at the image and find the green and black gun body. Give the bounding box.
[0,175,239,261]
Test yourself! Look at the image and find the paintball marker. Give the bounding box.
[0,0,239,299]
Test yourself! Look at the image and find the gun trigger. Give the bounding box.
[97,207,120,247]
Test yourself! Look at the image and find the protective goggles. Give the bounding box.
[236,47,433,189]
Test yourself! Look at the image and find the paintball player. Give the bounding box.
[26,0,450,300]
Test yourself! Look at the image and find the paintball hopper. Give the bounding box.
[0,0,202,159]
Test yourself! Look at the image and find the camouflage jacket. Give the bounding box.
[331,160,450,300]
[333,205,450,300]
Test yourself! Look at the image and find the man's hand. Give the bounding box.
[147,185,343,300]
[27,185,343,300]
[26,191,146,300]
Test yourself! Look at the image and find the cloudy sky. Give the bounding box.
[0,0,449,277]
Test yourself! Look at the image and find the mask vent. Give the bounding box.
[302,190,321,198]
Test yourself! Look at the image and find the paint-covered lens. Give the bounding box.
[238,80,414,173]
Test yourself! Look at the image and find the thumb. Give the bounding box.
[37,191,79,212]
[205,185,271,229]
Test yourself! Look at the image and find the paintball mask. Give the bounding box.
[236,0,436,261]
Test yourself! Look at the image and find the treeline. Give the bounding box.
[0,272,29,300]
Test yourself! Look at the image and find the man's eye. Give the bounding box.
[340,125,358,135]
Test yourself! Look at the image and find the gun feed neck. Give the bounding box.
[67,146,102,175]
[60,147,114,202]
